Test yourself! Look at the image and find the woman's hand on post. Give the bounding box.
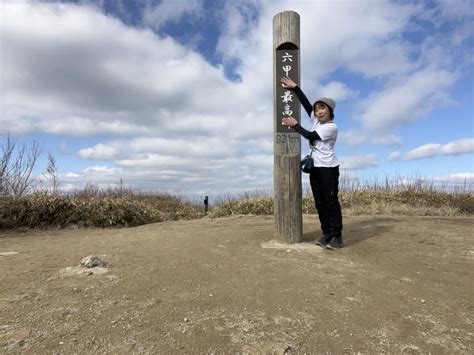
[281,77,297,89]
[282,117,298,127]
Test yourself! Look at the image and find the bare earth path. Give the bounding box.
[1,215,473,354]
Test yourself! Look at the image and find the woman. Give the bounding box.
[280,76,343,249]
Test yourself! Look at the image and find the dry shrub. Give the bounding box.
[208,197,273,218]
[208,196,317,218]
[345,201,461,216]
[302,197,317,214]
[2,185,471,229]
[209,189,473,218]
[339,189,473,215]
[0,192,203,229]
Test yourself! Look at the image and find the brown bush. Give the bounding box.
[1,186,471,229]
[209,190,473,218]
[0,192,203,229]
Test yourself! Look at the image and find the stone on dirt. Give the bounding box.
[80,255,106,268]
[8,339,29,351]
[0,251,18,256]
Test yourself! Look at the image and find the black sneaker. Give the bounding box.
[315,234,331,247]
[326,236,344,250]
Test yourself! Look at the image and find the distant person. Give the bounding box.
[280,76,343,249]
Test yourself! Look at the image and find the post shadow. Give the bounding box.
[302,216,396,246]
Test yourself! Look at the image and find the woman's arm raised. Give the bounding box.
[280,77,313,117]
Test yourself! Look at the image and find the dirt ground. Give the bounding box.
[0,214,473,354]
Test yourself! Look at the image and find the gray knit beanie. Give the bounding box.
[315,97,336,111]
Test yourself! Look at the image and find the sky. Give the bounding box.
[1,0,473,198]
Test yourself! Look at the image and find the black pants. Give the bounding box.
[309,166,343,238]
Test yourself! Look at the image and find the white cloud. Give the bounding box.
[388,151,401,161]
[79,144,120,160]
[64,172,81,179]
[317,81,359,102]
[84,165,123,176]
[0,0,459,144]
[354,68,458,134]
[440,138,474,155]
[1,1,242,138]
[434,173,474,184]
[340,130,403,147]
[403,143,442,160]
[339,154,379,170]
[399,139,474,161]
[53,161,273,195]
[39,165,124,188]
[1,1,471,194]
[435,0,474,22]
[41,165,127,192]
[452,22,474,46]
[229,1,460,148]
[142,0,204,30]
[77,136,240,161]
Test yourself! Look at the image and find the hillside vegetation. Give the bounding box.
[1,183,472,229]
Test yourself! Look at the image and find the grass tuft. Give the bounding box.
[209,188,473,218]
[1,180,472,229]
[0,188,203,229]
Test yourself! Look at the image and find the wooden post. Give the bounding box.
[273,11,302,244]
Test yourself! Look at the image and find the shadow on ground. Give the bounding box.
[302,216,395,246]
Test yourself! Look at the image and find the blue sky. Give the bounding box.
[1,0,473,196]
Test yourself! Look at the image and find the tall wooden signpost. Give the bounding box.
[273,11,302,244]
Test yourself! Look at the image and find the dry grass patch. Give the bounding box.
[209,189,473,218]
[2,184,471,229]
[0,192,203,229]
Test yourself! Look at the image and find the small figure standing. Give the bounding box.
[280,76,343,249]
